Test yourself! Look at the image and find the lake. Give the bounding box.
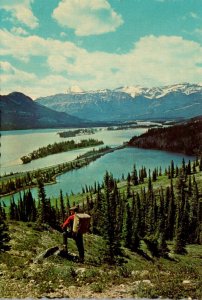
[0,125,194,204]
[1,126,147,175]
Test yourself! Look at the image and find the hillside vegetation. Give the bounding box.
[1,157,202,298]
[128,116,202,156]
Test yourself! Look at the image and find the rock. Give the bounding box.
[131,270,140,276]
[132,279,153,286]
[34,246,59,263]
[68,285,77,289]
[182,280,192,284]
[140,270,149,277]
[76,268,86,274]
[142,279,153,286]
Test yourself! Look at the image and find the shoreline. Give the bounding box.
[0,145,125,198]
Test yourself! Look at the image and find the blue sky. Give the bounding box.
[0,0,202,98]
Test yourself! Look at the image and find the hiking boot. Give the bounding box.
[62,244,68,253]
[78,257,84,263]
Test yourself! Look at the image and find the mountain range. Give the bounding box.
[36,83,202,122]
[0,92,87,130]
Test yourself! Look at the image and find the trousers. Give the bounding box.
[62,231,84,260]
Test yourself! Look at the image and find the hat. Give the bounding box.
[70,206,78,212]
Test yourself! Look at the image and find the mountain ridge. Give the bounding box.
[36,83,202,122]
[0,92,88,130]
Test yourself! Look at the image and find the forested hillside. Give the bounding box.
[1,158,202,298]
[128,116,202,155]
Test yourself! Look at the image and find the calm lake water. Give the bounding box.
[1,126,194,204]
[1,126,147,175]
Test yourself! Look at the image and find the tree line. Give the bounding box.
[128,117,202,156]
[1,158,202,264]
[1,146,111,196]
[21,138,104,163]
[58,128,96,138]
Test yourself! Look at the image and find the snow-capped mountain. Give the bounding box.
[36,83,202,122]
[116,83,202,99]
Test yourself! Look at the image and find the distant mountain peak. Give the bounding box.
[117,83,202,99]
[67,86,84,93]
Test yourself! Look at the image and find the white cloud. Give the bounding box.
[0,0,38,29]
[0,29,82,62]
[52,0,123,36]
[11,26,28,36]
[1,30,202,98]
[0,61,37,95]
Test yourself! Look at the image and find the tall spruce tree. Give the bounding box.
[0,216,11,252]
[173,173,188,254]
[132,164,139,185]
[165,179,175,240]
[59,189,65,222]
[101,172,122,263]
[130,192,141,251]
[157,187,169,257]
[189,176,200,243]
[37,180,51,225]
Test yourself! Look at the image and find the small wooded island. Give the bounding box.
[21,139,104,164]
[58,128,96,138]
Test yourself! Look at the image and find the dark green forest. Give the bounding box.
[1,157,202,263]
[128,117,202,155]
[58,128,96,138]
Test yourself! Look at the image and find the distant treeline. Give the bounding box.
[58,128,96,138]
[1,157,202,263]
[21,139,104,164]
[128,117,202,156]
[107,124,161,131]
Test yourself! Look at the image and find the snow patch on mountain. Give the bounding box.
[117,83,202,99]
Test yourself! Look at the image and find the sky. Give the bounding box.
[0,0,202,99]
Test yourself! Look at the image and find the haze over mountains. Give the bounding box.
[36,83,202,122]
[1,83,202,130]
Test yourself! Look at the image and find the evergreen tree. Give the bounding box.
[171,160,175,178]
[101,172,122,263]
[59,189,65,222]
[130,192,141,251]
[124,203,132,248]
[157,187,169,257]
[0,216,11,252]
[152,168,157,182]
[65,193,70,217]
[189,176,200,243]
[37,180,51,225]
[173,174,188,254]
[192,161,196,174]
[131,164,139,185]
[199,157,202,171]
[126,173,131,198]
[165,181,175,240]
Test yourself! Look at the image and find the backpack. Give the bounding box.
[73,213,91,234]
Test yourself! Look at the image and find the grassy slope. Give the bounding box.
[1,171,202,299]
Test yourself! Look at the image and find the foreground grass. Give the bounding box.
[0,221,201,299]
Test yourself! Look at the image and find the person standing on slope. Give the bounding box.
[61,206,84,262]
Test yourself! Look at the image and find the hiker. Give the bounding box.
[61,206,84,262]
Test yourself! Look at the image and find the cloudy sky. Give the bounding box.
[0,0,202,99]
